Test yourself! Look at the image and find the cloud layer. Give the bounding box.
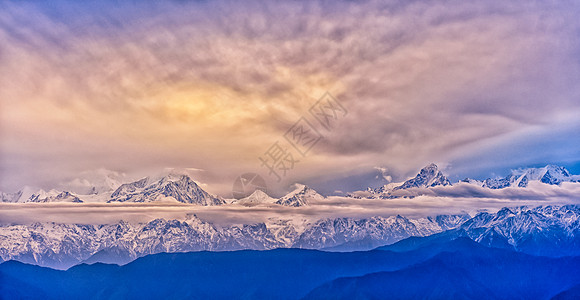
[2,181,580,225]
[1,0,580,196]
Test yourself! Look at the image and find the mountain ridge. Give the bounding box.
[2,164,579,203]
[2,204,580,269]
[2,239,580,300]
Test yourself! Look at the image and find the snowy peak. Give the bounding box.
[483,165,578,189]
[109,174,224,205]
[458,205,580,256]
[430,214,472,231]
[538,165,572,185]
[110,177,149,199]
[28,191,83,203]
[395,163,451,190]
[233,189,276,206]
[276,184,324,207]
[459,178,483,185]
[482,175,518,189]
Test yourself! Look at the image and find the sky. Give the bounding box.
[1,0,580,197]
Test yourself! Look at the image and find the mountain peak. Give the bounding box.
[28,190,83,203]
[484,165,577,189]
[424,163,439,170]
[394,164,451,190]
[233,189,276,206]
[109,174,224,205]
[276,184,324,207]
[160,173,193,183]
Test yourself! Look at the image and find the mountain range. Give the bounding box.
[480,165,579,188]
[2,164,580,298]
[0,164,580,278]
[107,174,224,205]
[368,164,580,198]
[2,164,579,204]
[0,212,469,269]
[2,204,579,270]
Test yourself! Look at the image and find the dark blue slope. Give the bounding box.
[0,246,457,300]
[304,239,580,300]
[2,239,579,300]
[551,283,580,300]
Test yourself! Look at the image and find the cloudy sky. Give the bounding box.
[1,0,580,197]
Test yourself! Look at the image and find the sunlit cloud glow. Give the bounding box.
[1,0,579,196]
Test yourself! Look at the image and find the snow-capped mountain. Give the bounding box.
[28,191,83,203]
[482,165,579,189]
[0,212,470,269]
[385,205,580,258]
[108,174,224,205]
[0,189,83,203]
[459,205,580,256]
[110,177,149,199]
[369,163,451,196]
[459,178,483,185]
[394,163,451,190]
[275,184,325,207]
[4,164,578,204]
[1,205,579,269]
[294,214,470,250]
[232,190,277,206]
[0,186,41,203]
[429,214,472,230]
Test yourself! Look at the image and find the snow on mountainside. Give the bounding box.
[0,212,471,269]
[232,190,277,206]
[459,205,580,256]
[28,191,83,203]
[294,214,470,250]
[1,189,83,203]
[108,174,224,205]
[370,163,451,196]
[367,164,580,198]
[394,163,451,190]
[482,165,579,189]
[1,205,579,269]
[0,186,39,203]
[275,184,325,207]
[4,164,578,204]
[110,177,149,199]
[383,205,580,258]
